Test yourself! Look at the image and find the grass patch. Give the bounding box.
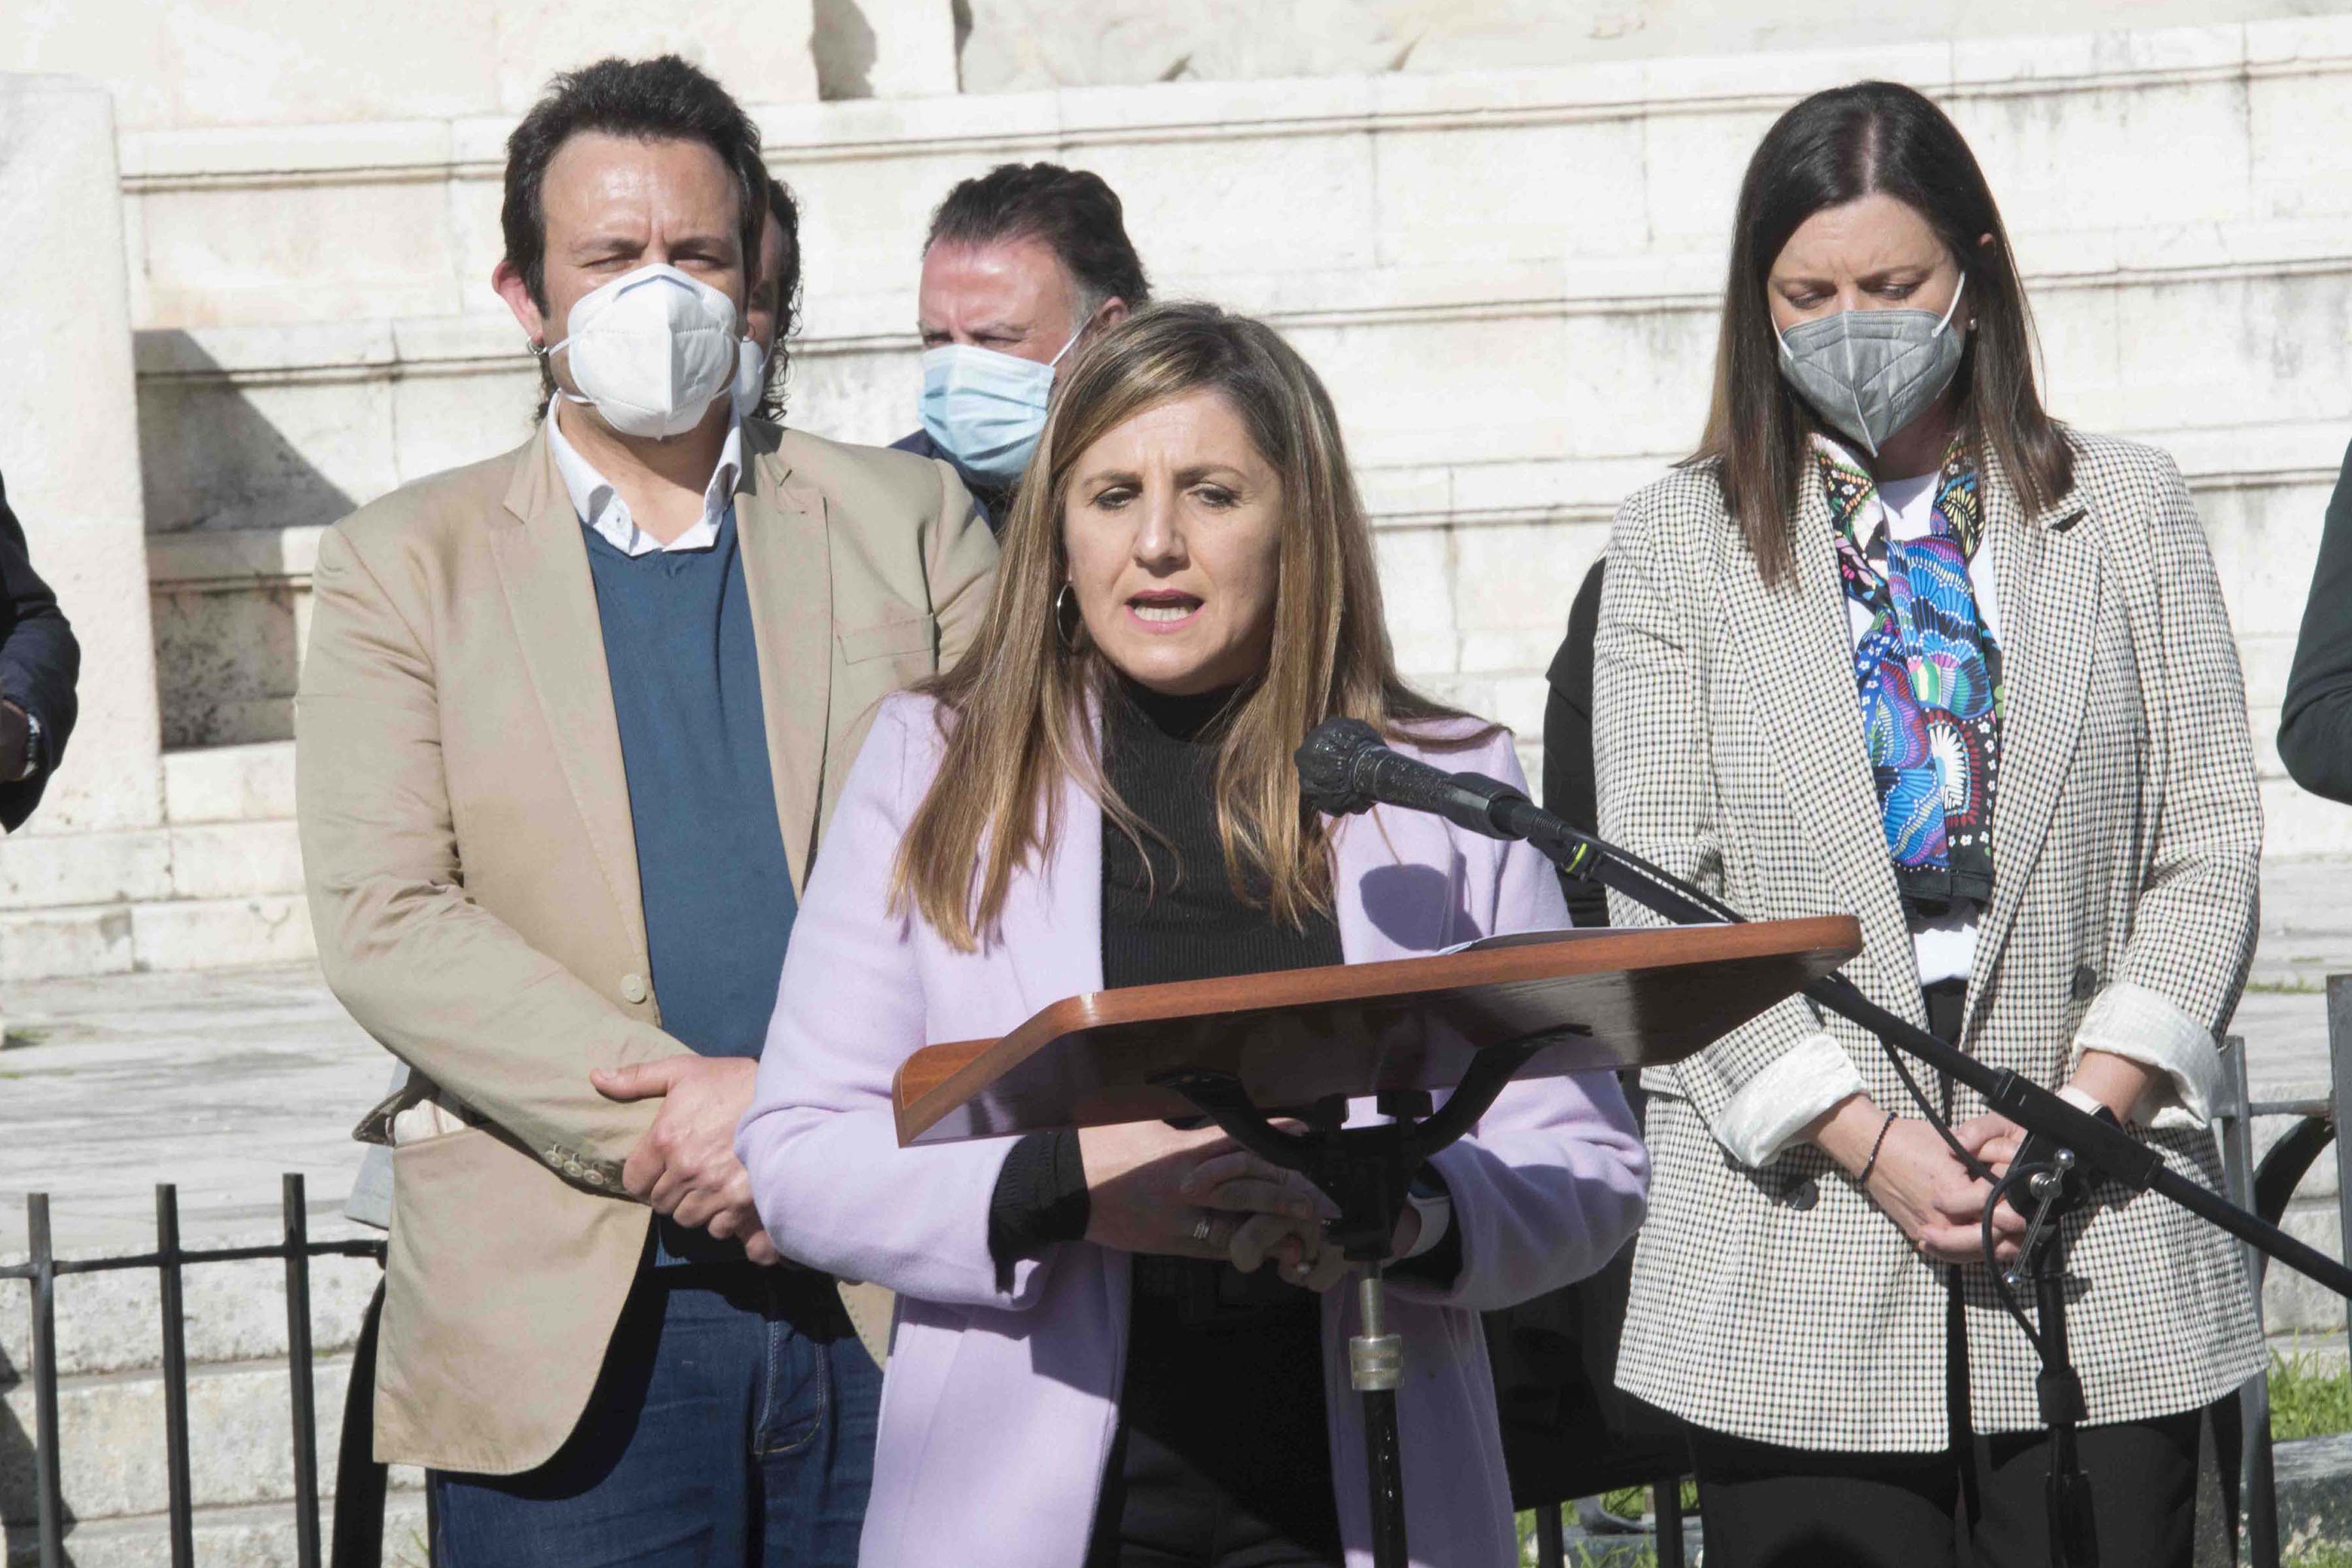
[2272,1347,2352,1443]
[2289,1548,2352,1567]
[1516,1485,1700,1566]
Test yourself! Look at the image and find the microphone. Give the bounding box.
[1294,718,1522,841]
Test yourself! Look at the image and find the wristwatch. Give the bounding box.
[14,708,41,781]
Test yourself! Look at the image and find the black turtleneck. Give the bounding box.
[990,676,1345,1563]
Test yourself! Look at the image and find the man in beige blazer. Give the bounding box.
[297,56,993,1567]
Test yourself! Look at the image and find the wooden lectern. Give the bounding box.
[890,914,1861,1568]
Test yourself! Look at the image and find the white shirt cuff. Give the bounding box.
[1402,1187,1452,1259]
[2069,979,2223,1128]
[1710,1032,1866,1168]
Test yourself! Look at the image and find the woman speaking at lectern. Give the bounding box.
[1597,83,2262,1565]
[736,302,1646,1567]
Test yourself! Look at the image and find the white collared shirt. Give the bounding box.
[545,397,743,555]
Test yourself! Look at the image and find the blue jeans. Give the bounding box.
[430,1252,881,1567]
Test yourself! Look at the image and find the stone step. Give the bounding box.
[161,743,296,828]
[0,1353,421,1527]
[3,1491,428,1568]
[0,1241,381,1384]
[0,823,302,914]
[0,895,314,983]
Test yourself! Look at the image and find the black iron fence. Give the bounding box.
[8,1002,2352,1568]
[0,1173,385,1568]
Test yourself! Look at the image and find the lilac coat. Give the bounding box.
[738,694,1648,1567]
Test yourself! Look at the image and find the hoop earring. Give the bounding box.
[1053,583,1083,651]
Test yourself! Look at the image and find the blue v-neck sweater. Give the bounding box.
[583,514,798,1064]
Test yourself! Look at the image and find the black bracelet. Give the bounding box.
[1856,1110,1899,1186]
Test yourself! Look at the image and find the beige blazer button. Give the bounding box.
[621,973,649,1004]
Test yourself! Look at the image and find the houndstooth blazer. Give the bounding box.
[1594,431,2265,1450]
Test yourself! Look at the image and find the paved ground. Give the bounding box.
[0,965,386,1260]
[1,858,2348,1266]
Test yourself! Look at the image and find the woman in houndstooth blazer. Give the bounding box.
[1595,82,2263,1567]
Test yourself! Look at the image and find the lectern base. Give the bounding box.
[1152,1043,1546,1568]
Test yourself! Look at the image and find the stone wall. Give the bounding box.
[0,76,161,841]
[8,12,2352,978]
[958,0,2343,91]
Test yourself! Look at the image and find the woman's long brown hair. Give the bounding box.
[1696,81,2073,585]
[892,302,1481,952]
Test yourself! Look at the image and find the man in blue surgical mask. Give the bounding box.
[297,54,994,1568]
[891,163,1152,531]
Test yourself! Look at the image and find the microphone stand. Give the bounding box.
[1441,770,2352,1568]
[1149,1052,1544,1568]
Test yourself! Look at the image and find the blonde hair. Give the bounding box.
[892,302,1482,952]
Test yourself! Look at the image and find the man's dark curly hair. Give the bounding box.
[755,175,802,424]
[502,55,768,314]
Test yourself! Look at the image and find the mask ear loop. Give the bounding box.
[1936,270,1968,336]
[1047,301,1113,372]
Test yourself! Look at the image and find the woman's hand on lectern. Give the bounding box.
[1227,1211,1351,1291]
[1079,1122,1315,1258]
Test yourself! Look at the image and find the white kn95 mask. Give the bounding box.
[544,263,745,439]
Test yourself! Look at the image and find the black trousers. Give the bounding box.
[1690,981,2204,1568]
[1690,1373,2200,1568]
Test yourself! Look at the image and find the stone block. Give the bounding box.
[146,1,493,129]
[1282,312,1575,470]
[1633,99,1782,252]
[387,363,541,489]
[0,831,172,913]
[2261,1198,2350,1340]
[782,342,917,449]
[2278,1430,2352,1558]
[130,896,316,973]
[1554,304,1718,461]
[1491,674,1551,746]
[1066,127,1381,283]
[138,369,387,535]
[0,1356,355,1522]
[0,1248,379,1385]
[813,0,960,101]
[2197,477,2342,654]
[0,74,161,836]
[1948,74,2253,241]
[135,178,463,330]
[1370,115,1651,268]
[163,744,297,827]
[6,1492,428,1568]
[442,172,510,319]
[489,0,819,114]
[2268,781,2352,859]
[0,905,135,983]
[151,580,304,750]
[118,121,456,186]
[168,823,305,902]
[1451,519,1605,676]
[1372,527,1458,676]
[780,146,1017,325]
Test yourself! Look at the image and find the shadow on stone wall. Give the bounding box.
[137,333,354,536]
[137,331,353,751]
[0,1336,79,1567]
[811,0,878,99]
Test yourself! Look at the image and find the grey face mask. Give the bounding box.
[1774,274,1967,457]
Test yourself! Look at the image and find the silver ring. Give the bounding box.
[1190,1215,1215,1244]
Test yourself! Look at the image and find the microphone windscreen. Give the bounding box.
[1295,717,1380,815]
